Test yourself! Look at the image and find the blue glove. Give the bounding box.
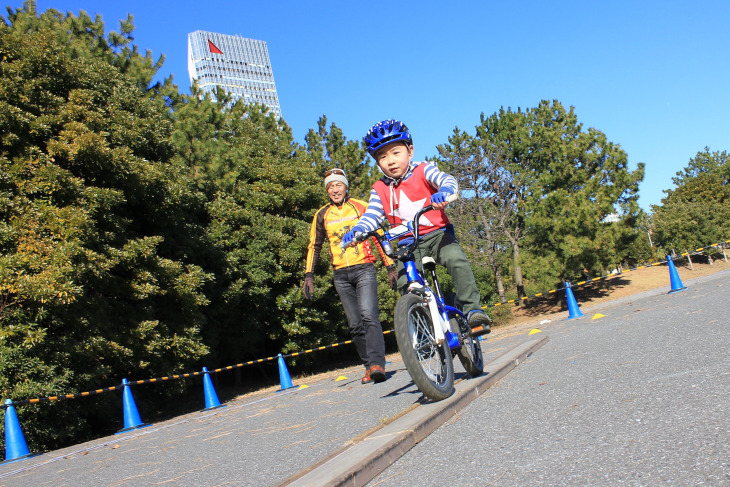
[430,191,452,205]
[341,230,356,248]
[341,225,364,248]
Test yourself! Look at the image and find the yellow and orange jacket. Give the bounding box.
[305,197,394,275]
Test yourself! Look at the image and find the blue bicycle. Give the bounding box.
[352,198,487,401]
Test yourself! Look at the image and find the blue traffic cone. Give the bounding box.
[277,354,295,391]
[565,281,585,320]
[2,399,34,463]
[117,379,150,434]
[666,255,687,293]
[202,367,225,410]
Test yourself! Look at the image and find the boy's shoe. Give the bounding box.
[467,310,492,335]
[369,365,386,383]
[361,368,373,384]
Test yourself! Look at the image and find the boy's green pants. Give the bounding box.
[395,228,482,315]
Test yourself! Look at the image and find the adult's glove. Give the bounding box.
[303,274,314,300]
[387,265,398,291]
[430,191,452,205]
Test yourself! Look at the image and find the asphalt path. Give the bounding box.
[367,269,730,486]
[1,269,728,486]
[0,303,548,486]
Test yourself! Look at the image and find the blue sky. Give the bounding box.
[28,1,730,211]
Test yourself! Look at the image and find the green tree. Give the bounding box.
[671,146,730,185]
[1,4,209,450]
[486,101,644,285]
[651,148,730,253]
[472,106,535,299]
[436,127,511,305]
[5,1,177,98]
[439,100,645,303]
[170,93,346,366]
[619,210,657,267]
[304,115,378,200]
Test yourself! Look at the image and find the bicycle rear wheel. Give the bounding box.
[450,313,484,377]
[445,293,484,377]
[394,293,454,401]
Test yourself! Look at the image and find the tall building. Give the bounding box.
[187,30,282,119]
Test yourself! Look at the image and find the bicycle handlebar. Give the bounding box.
[348,193,458,251]
[408,192,458,242]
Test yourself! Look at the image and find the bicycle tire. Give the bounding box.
[450,313,484,377]
[445,292,484,377]
[394,293,454,401]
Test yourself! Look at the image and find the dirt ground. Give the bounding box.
[233,254,730,400]
[508,254,730,325]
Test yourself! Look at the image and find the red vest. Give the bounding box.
[373,163,450,238]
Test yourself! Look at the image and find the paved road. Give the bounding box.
[1,270,728,486]
[367,270,730,486]
[0,301,545,486]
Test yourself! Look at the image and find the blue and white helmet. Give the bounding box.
[365,120,412,158]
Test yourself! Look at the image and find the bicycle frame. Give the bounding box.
[403,258,463,350]
[383,213,464,351]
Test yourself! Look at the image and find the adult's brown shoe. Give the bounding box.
[369,365,386,383]
[361,368,373,384]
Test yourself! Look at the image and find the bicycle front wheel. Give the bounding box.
[394,293,454,401]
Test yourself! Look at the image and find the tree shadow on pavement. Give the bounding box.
[506,277,634,319]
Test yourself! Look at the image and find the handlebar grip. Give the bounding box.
[340,231,366,249]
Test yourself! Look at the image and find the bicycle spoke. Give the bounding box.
[395,290,454,401]
[408,307,447,382]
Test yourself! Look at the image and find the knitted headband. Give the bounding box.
[324,173,349,189]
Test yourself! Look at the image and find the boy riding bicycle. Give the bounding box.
[342,120,492,333]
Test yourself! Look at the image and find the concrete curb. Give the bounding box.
[279,335,550,487]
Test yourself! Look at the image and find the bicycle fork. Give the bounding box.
[405,260,460,350]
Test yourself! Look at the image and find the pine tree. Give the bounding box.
[437,101,645,303]
[304,115,378,200]
[652,148,730,253]
[483,101,644,285]
[436,127,510,304]
[1,4,208,450]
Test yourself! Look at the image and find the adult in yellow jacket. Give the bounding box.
[303,168,397,384]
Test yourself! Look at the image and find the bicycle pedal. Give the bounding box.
[468,326,491,338]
